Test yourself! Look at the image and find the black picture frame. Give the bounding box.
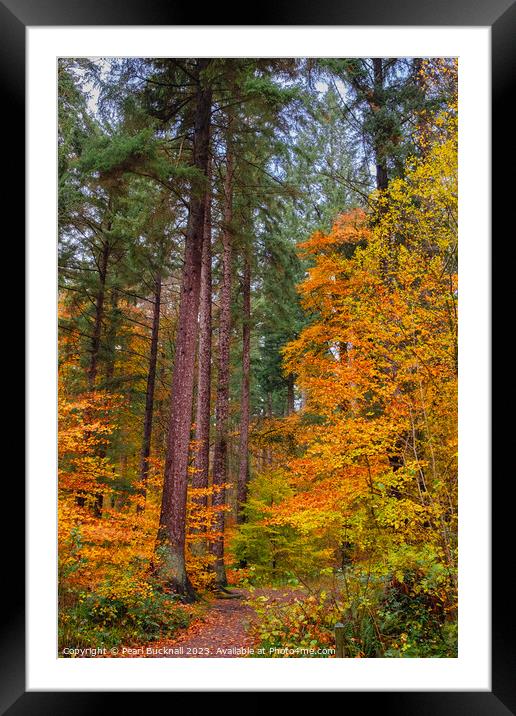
[9,0,506,710]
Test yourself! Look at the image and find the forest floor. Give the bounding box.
[122,587,303,658]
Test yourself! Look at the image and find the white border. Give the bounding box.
[27,26,490,691]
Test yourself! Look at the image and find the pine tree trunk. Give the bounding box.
[88,240,110,388]
[104,291,119,384]
[211,115,234,587]
[266,393,273,465]
[78,238,111,514]
[137,271,162,513]
[192,175,212,512]
[237,252,251,523]
[412,58,431,155]
[156,60,212,599]
[372,58,388,192]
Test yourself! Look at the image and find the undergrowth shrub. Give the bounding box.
[59,582,190,653]
[246,565,457,658]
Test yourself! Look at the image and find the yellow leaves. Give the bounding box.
[246,100,459,594]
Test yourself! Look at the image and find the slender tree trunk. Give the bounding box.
[104,291,119,384]
[372,58,388,192]
[412,58,431,156]
[211,114,234,587]
[78,238,110,514]
[137,271,162,513]
[266,393,273,465]
[155,60,212,598]
[192,171,212,516]
[259,415,266,473]
[237,252,251,523]
[88,240,110,389]
[371,58,394,282]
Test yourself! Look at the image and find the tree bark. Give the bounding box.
[192,171,212,511]
[237,252,251,523]
[88,239,110,388]
[104,290,119,384]
[266,393,273,465]
[137,271,162,513]
[155,60,212,599]
[372,58,388,192]
[77,238,111,514]
[210,113,234,587]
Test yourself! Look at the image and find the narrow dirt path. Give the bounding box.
[152,593,255,657]
[139,587,303,658]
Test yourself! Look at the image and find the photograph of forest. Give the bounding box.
[58,57,458,659]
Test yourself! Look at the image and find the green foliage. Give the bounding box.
[78,128,157,175]
[379,576,457,658]
[231,470,333,584]
[59,579,190,653]
[331,562,457,657]
[59,524,87,580]
[242,75,300,105]
[247,566,457,658]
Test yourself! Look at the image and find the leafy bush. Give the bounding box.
[246,563,457,659]
[247,593,337,657]
[230,470,334,584]
[59,578,190,654]
[378,570,457,657]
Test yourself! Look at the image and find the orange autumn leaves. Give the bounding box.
[58,389,121,496]
[257,109,458,583]
[57,297,226,601]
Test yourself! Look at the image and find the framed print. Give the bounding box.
[7,0,508,709]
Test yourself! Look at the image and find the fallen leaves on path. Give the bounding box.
[115,587,304,658]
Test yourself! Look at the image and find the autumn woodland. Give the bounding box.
[58,58,458,658]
